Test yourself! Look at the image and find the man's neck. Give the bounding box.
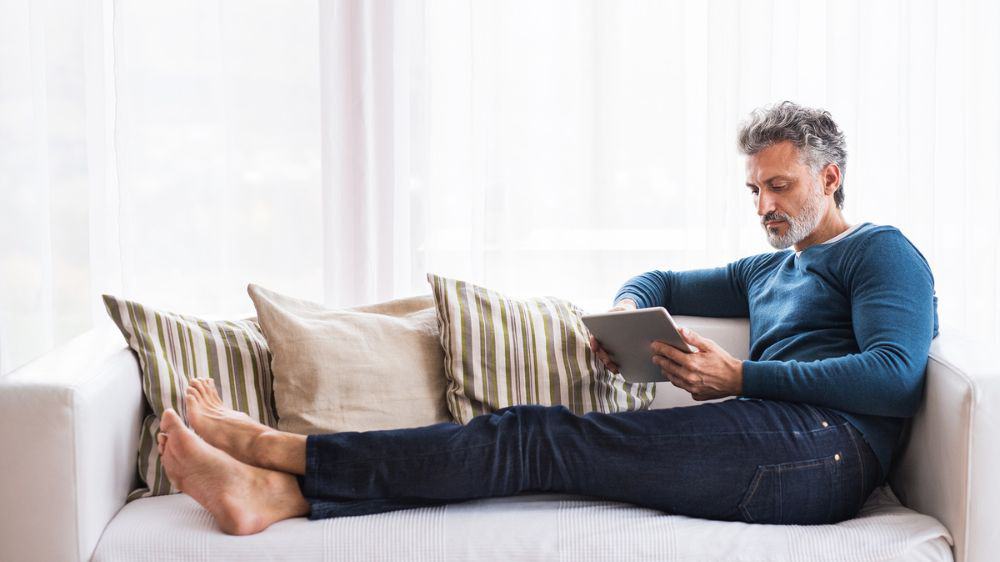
[794,210,850,252]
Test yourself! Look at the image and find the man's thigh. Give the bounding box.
[551,397,868,524]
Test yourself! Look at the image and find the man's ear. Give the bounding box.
[821,163,841,196]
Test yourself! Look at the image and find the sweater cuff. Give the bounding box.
[613,291,646,309]
[741,360,776,398]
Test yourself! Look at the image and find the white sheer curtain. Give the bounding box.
[2,0,998,375]
[336,0,1000,335]
[1,0,324,374]
[1,0,99,373]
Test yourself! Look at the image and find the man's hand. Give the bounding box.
[651,327,743,401]
[588,299,637,374]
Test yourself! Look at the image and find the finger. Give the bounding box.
[591,336,613,358]
[652,354,679,372]
[607,362,620,374]
[651,341,690,364]
[654,356,692,387]
[659,356,702,388]
[679,327,713,352]
[596,348,612,366]
[663,370,692,392]
[653,349,692,378]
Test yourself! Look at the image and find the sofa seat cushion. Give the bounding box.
[92,485,952,561]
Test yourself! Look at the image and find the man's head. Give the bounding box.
[738,101,847,250]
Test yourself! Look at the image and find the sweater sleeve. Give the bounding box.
[740,230,937,418]
[612,255,763,317]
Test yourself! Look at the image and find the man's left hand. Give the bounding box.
[651,328,743,401]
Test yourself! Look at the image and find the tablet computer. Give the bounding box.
[581,307,696,383]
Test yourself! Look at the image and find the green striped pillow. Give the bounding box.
[427,274,655,423]
[103,295,277,500]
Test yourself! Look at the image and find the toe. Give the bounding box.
[185,392,198,414]
[161,408,184,432]
[203,379,223,405]
[189,379,206,400]
[184,387,198,409]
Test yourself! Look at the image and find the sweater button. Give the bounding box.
[821,421,829,427]
[834,453,841,461]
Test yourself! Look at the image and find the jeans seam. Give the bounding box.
[774,458,830,472]
[311,424,843,470]
[844,423,866,511]
[561,427,839,441]
[738,468,766,522]
[316,441,504,469]
[737,464,769,523]
[802,403,830,426]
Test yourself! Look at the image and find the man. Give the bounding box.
[156,101,938,535]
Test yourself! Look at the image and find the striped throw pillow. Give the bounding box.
[103,295,277,500]
[427,274,655,423]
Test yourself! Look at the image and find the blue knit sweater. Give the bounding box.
[613,223,938,482]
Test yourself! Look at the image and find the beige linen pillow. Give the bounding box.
[427,273,656,424]
[247,284,452,434]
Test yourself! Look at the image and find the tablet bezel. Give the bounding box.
[581,307,695,383]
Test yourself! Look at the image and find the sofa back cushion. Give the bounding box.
[427,273,655,424]
[247,284,453,434]
[102,294,276,500]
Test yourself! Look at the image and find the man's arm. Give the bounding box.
[599,256,763,375]
[741,230,937,418]
[613,257,765,317]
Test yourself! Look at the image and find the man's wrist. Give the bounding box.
[614,298,638,309]
[730,357,745,395]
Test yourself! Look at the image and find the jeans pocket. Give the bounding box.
[737,454,840,525]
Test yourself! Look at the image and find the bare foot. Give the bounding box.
[158,408,308,535]
[185,378,272,467]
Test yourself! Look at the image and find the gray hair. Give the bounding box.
[737,101,848,209]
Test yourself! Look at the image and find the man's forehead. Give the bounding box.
[745,141,805,181]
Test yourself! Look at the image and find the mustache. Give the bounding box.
[762,212,791,225]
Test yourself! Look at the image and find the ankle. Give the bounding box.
[255,430,307,475]
[253,430,280,469]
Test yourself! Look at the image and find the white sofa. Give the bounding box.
[1,315,993,561]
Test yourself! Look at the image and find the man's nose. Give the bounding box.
[756,191,775,216]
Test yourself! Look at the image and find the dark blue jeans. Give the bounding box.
[298,397,882,525]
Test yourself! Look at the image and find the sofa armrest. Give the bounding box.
[889,332,1000,562]
[0,328,145,562]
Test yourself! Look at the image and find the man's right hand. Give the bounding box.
[588,299,637,374]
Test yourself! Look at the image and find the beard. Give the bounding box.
[762,181,826,250]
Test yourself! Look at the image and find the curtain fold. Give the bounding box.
[319,0,413,308]
[1,0,998,375]
[1,0,95,373]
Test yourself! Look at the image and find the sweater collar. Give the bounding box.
[794,222,868,257]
